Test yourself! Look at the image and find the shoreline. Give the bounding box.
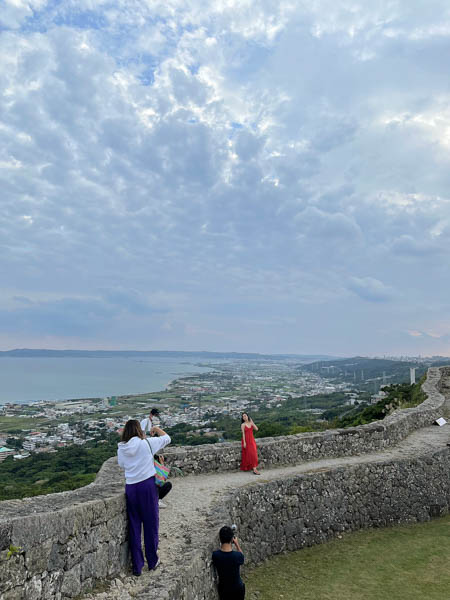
[0,361,215,409]
[0,372,205,408]
[0,360,223,408]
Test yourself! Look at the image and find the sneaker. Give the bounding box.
[158,500,167,508]
[150,558,160,571]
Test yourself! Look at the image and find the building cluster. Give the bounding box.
[0,400,128,460]
[0,361,367,459]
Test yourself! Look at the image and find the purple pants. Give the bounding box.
[125,476,159,573]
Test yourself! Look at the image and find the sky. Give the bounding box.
[1,0,450,356]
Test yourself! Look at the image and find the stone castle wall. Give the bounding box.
[170,446,450,600]
[0,367,448,599]
[0,458,128,600]
[162,366,445,474]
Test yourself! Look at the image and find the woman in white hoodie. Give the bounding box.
[117,419,171,575]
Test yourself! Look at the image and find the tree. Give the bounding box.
[6,437,22,450]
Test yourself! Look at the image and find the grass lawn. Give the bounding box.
[244,515,450,600]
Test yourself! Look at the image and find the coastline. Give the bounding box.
[0,356,216,406]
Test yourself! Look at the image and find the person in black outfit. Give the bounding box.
[212,526,245,600]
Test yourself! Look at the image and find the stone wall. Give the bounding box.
[0,367,447,600]
[229,448,450,566]
[168,446,450,600]
[162,366,445,475]
[0,459,128,600]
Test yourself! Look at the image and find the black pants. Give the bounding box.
[218,583,245,600]
[158,481,172,500]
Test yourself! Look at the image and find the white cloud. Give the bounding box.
[347,276,394,303]
[0,0,48,29]
[1,1,450,354]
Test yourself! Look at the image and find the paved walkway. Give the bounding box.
[82,398,450,600]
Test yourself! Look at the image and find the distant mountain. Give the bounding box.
[0,349,339,361]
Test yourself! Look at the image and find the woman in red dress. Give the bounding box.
[240,413,260,474]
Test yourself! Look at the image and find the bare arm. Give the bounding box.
[147,429,171,455]
[233,537,243,553]
[151,425,167,437]
[251,419,258,431]
[241,423,246,448]
[151,426,168,459]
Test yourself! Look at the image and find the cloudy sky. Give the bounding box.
[1,0,450,356]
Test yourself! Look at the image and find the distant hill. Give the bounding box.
[0,349,339,361]
[304,356,450,385]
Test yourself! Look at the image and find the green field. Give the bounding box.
[0,416,56,433]
[244,515,450,600]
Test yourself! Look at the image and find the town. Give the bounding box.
[0,356,432,461]
[0,359,359,460]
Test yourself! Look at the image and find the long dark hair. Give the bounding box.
[241,412,251,424]
[121,419,145,443]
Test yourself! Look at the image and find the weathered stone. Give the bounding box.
[23,575,43,600]
[0,551,26,591]
[48,541,67,571]
[41,570,63,599]
[25,539,53,572]
[0,522,12,551]
[61,563,82,598]
[2,585,26,600]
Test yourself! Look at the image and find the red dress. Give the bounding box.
[240,425,258,471]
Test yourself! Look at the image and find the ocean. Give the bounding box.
[0,357,214,405]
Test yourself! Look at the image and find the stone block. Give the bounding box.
[11,513,53,550]
[41,570,64,599]
[48,541,67,572]
[60,563,81,598]
[0,522,12,551]
[25,539,53,573]
[2,585,26,600]
[90,543,109,579]
[23,575,42,600]
[0,551,26,591]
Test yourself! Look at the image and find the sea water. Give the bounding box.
[0,356,213,404]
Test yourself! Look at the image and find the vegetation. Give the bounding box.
[244,514,450,600]
[0,423,220,500]
[0,434,118,501]
[6,546,23,560]
[0,416,55,434]
[210,392,349,441]
[304,356,429,382]
[165,423,219,446]
[332,380,426,428]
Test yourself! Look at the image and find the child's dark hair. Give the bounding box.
[219,526,234,544]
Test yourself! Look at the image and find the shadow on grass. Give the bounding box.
[244,514,450,600]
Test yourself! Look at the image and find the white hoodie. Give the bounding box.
[117,434,171,484]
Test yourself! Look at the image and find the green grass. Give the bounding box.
[244,515,450,600]
[0,416,56,433]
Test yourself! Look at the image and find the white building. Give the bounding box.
[0,447,15,461]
